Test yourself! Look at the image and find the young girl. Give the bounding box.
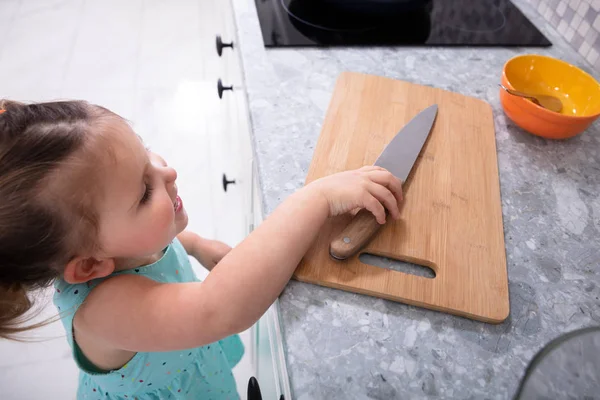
[0,100,403,399]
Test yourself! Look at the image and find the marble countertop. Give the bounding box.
[229,0,600,398]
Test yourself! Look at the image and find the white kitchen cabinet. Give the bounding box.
[211,0,253,243]
[213,1,291,399]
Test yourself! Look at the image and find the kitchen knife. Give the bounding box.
[329,104,439,260]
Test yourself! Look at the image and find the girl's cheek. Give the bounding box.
[152,197,177,233]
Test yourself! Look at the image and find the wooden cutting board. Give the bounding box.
[295,72,509,323]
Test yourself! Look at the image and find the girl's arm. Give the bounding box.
[75,167,402,352]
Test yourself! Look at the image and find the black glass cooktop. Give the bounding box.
[254,0,551,47]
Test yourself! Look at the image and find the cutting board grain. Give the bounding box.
[295,72,509,323]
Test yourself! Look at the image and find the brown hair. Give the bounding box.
[0,99,116,339]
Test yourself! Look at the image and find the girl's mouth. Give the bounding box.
[174,196,183,213]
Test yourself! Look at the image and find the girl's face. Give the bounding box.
[94,119,188,262]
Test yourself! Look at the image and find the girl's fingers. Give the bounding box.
[362,165,387,174]
[368,182,400,219]
[363,194,386,224]
[366,170,404,202]
[359,166,381,175]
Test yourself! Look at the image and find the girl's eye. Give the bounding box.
[140,183,153,205]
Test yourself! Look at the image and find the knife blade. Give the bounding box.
[329,104,438,260]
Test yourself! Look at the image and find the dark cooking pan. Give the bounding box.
[302,0,432,17]
[284,0,432,44]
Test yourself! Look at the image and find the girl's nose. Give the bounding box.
[163,165,177,182]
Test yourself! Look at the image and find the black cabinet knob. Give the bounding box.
[247,377,262,400]
[222,173,236,192]
[216,35,234,57]
[217,79,233,99]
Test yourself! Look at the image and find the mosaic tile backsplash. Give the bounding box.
[526,0,600,72]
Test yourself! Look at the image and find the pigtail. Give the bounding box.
[0,283,40,340]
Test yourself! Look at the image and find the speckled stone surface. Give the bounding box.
[229,0,600,398]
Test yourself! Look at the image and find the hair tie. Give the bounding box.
[0,109,5,114]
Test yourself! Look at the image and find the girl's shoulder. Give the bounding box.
[53,239,198,335]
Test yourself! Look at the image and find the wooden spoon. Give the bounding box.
[499,84,563,113]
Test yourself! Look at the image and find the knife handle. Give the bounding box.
[329,209,384,260]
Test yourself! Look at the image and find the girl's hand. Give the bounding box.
[308,166,403,224]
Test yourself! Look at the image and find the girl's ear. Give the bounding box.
[63,257,115,284]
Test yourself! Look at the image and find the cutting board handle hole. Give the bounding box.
[359,253,436,279]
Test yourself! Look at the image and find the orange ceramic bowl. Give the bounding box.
[500,54,600,139]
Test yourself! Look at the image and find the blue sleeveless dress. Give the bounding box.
[53,239,244,400]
